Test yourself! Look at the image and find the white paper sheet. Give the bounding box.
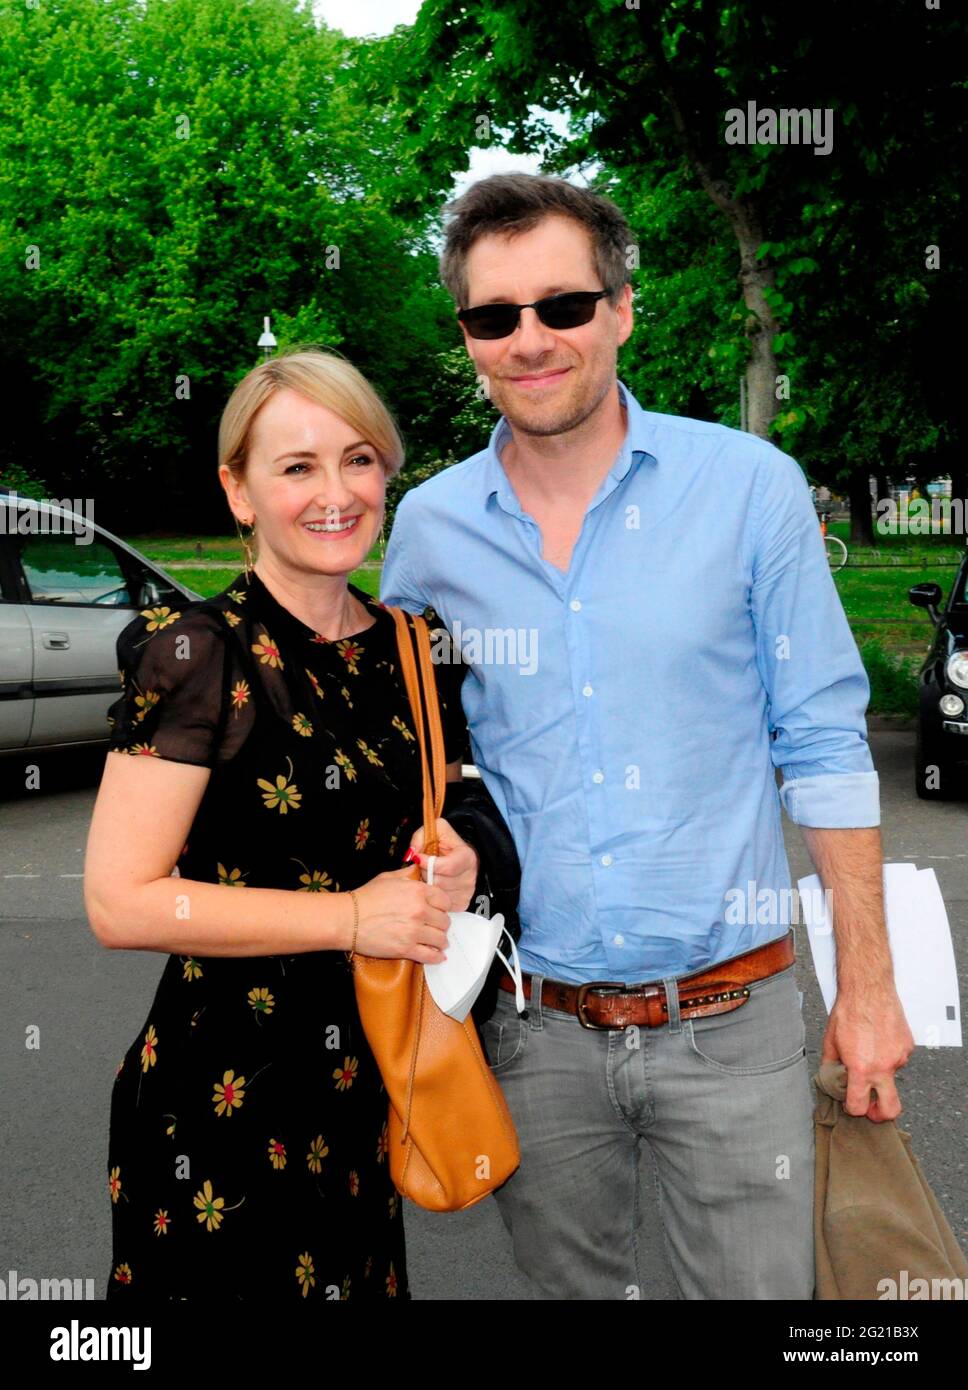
[798,863,962,1047]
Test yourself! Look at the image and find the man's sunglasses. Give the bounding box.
[456,289,610,340]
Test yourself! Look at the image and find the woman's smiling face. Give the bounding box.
[221,387,387,578]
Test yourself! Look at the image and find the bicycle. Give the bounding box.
[819,511,848,571]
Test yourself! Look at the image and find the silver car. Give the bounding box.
[0,489,203,756]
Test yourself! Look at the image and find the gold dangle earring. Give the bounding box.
[235,515,256,583]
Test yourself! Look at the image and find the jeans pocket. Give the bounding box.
[684,964,806,1076]
[479,1011,528,1074]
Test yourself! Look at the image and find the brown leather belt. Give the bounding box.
[498,930,795,1029]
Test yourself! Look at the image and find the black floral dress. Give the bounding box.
[101,568,467,1300]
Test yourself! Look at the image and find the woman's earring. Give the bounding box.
[378,520,386,561]
[235,516,256,581]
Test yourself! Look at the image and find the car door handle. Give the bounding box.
[42,632,71,649]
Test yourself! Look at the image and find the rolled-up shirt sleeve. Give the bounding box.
[749,445,880,828]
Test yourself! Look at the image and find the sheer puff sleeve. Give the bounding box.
[422,604,469,767]
[106,604,247,767]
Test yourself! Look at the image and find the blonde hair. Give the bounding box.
[219,347,405,554]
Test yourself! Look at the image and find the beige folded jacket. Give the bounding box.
[814,1060,968,1300]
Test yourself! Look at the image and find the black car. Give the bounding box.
[909,550,968,800]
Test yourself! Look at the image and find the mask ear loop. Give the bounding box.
[494,929,526,1015]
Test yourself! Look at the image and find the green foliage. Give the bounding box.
[0,0,466,528]
[857,640,919,719]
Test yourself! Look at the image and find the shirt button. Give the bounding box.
[613,933,625,946]
[569,599,582,612]
[582,684,593,697]
[592,771,604,784]
[601,853,613,866]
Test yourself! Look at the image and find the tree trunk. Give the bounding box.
[632,11,778,438]
[848,469,875,547]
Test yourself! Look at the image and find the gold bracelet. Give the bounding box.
[344,889,360,963]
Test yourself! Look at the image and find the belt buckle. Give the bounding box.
[575,979,632,1030]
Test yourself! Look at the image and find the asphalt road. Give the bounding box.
[1,726,965,1301]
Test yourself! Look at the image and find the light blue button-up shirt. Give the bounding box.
[381,379,879,983]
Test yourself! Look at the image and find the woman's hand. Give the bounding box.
[352,867,452,964]
[407,817,480,913]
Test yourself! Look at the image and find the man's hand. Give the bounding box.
[800,824,915,1124]
[820,981,915,1122]
[408,817,479,913]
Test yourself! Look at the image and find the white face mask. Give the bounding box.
[422,855,525,1023]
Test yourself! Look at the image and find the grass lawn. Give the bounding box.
[134,526,965,717]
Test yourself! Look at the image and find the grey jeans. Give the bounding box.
[480,960,815,1300]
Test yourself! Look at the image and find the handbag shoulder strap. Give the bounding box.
[387,607,446,855]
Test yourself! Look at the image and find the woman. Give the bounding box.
[84,349,480,1300]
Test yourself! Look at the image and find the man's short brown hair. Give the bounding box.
[439,172,634,309]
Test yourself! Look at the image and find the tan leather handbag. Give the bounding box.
[349,606,521,1212]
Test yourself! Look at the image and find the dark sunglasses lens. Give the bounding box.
[462,306,520,339]
[538,294,599,329]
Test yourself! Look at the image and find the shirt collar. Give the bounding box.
[483,378,655,513]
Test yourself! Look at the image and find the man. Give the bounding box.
[380,172,914,1300]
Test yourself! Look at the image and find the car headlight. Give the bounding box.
[946,652,968,690]
[940,693,965,717]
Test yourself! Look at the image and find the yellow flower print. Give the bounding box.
[251,630,284,670]
[376,1121,389,1164]
[268,1138,287,1170]
[356,738,383,767]
[134,689,160,722]
[164,1113,176,1138]
[223,610,241,628]
[257,756,301,813]
[354,819,370,851]
[217,864,247,887]
[292,712,313,737]
[181,957,203,981]
[141,1025,158,1071]
[230,680,250,714]
[193,1179,225,1232]
[140,606,181,631]
[340,1274,351,1300]
[113,1262,132,1285]
[296,868,333,893]
[153,1209,171,1236]
[333,1056,358,1092]
[212,1069,246,1117]
[307,1135,329,1174]
[227,589,246,604]
[109,1166,122,1203]
[296,1252,315,1297]
[335,638,363,675]
[348,1170,360,1197]
[341,685,353,708]
[333,749,357,782]
[305,668,323,700]
[386,1262,399,1297]
[389,1191,399,1220]
[391,714,414,742]
[248,986,274,1015]
[130,743,160,757]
